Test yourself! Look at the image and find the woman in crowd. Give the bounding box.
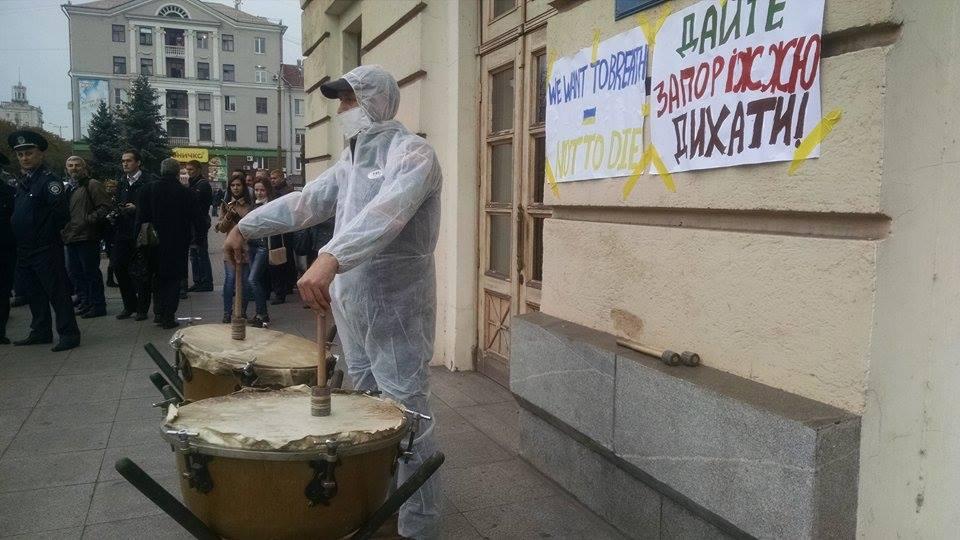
[215,175,253,323]
[247,180,275,327]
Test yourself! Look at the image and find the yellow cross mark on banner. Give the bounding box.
[637,7,672,47]
[622,145,676,199]
[788,109,843,175]
[591,29,601,63]
[545,159,560,199]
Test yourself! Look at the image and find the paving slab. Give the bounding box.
[463,494,628,540]
[23,400,119,430]
[4,422,112,459]
[0,376,51,410]
[0,449,105,493]
[0,483,94,536]
[81,514,192,539]
[38,373,125,407]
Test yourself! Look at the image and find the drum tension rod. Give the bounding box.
[305,440,340,506]
[401,411,432,464]
[167,429,214,494]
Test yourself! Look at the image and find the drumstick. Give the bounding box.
[231,261,246,340]
[311,310,331,416]
[317,310,327,388]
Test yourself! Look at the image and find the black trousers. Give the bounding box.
[16,247,80,340]
[0,249,14,338]
[114,242,152,315]
[155,277,181,323]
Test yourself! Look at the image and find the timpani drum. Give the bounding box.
[170,325,330,401]
[162,386,408,540]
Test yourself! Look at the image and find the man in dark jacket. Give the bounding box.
[63,156,111,318]
[184,160,213,292]
[137,158,195,328]
[7,131,80,351]
[0,152,14,344]
[113,149,155,320]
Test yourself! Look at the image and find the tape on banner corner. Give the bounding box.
[641,102,650,117]
[637,6,671,47]
[719,0,728,7]
[621,148,651,200]
[648,145,677,193]
[545,159,561,199]
[546,51,558,81]
[591,29,601,63]
[788,108,843,175]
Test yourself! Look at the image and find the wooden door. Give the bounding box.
[477,22,550,388]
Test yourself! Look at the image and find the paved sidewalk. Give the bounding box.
[0,236,625,539]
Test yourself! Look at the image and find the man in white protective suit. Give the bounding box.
[223,65,442,539]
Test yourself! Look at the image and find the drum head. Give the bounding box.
[172,325,326,386]
[164,387,407,458]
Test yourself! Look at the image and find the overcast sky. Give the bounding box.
[0,0,304,139]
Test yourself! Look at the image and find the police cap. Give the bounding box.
[7,130,48,152]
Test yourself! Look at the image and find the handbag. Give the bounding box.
[136,222,159,248]
[268,235,287,266]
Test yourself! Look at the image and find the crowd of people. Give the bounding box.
[0,129,325,352]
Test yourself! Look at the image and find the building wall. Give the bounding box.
[0,103,43,129]
[540,0,960,536]
[300,0,479,371]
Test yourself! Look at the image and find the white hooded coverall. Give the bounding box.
[237,65,442,539]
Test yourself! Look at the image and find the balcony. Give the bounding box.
[169,136,190,146]
[165,45,185,57]
[166,108,188,119]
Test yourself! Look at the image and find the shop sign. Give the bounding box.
[172,147,209,163]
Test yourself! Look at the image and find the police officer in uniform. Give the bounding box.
[8,131,81,351]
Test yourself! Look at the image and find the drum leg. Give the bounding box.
[114,458,220,540]
[149,372,168,394]
[349,452,445,540]
[145,343,184,395]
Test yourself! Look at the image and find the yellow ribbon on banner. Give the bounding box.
[788,109,843,175]
[622,145,676,199]
[637,6,672,46]
[544,159,560,199]
[591,29,601,63]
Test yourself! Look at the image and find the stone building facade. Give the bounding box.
[301,0,958,537]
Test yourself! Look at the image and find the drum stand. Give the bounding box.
[114,451,445,540]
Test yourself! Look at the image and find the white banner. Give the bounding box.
[546,27,648,182]
[650,0,825,173]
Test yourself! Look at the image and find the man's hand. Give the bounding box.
[223,226,249,265]
[298,253,339,312]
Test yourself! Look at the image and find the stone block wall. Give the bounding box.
[512,312,860,539]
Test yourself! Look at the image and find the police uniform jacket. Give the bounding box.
[11,165,69,257]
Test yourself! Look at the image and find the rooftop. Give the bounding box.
[66,0,277,26]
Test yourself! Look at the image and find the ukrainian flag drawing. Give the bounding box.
[582,107,597,125]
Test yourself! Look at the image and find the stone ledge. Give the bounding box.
[511,312,618,448]
[511,312,861,539]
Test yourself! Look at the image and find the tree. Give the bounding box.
[118,75,169,172]
[86,101,123,179]
[0,120,73,178]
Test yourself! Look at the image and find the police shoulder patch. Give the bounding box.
[48,182,63,195]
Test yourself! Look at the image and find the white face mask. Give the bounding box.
[337,106,372,139]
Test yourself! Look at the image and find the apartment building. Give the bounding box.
[63,0,305,182]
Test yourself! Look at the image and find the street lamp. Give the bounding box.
[256,64,286,171]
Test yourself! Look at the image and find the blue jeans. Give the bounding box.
[189,225,213,289]
[66,240,106,311]
[247,243,269,317]
[222,260,251,318]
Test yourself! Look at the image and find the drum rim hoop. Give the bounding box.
[159,424,409,461]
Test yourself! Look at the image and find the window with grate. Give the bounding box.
[256,125,268,143]
[112,25,125,42]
